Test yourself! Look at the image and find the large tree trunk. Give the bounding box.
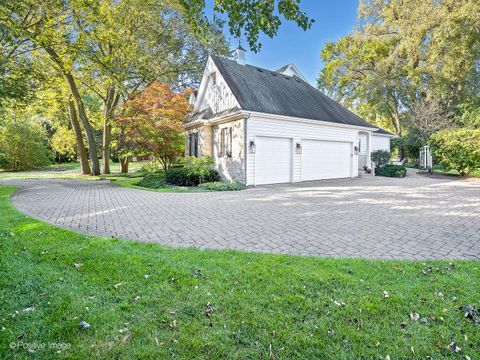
[44,46,101,175]
[102,87,121,174]
[67,100,91,175]
[120,157,129,173]
[64,73,101,175]
[102,124,112,174]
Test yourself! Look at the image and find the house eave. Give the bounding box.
[242,111,378,132]
[373,132,396,138]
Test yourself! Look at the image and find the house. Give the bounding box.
[185,47,394,186]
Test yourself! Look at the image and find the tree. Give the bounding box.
[406,100,453,144]
[1,0,314,175]
[50,126,77,161]
[180,0,314,52]
[0,114,53,170]
[75,0,228,174]
[1,0,102,174]
[430,129,480,176]
[118,82,191,171]
[319,0,480,160]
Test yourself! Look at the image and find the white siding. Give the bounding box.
[371,135,391,152]
[246,115,362,186]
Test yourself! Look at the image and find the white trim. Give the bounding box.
[243,111,378,132]
[373,132,395,138]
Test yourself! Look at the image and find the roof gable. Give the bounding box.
[276,64,307,82]
[193,57,240,114]
[211,56,376,129]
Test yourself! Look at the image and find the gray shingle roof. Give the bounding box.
[211,56,376,129]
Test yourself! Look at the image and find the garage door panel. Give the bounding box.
[255,137,292,185]
[302,140,351,181]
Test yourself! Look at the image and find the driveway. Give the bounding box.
[3,170,480,260]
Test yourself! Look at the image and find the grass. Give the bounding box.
[0,187,479,358]
[0,161,206,193]
[404,163,480,178]
[0,161,145,181]
[432,167,480,178]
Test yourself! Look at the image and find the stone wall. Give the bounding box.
[212,119,246,183]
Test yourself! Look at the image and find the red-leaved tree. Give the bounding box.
[117,82,191,171]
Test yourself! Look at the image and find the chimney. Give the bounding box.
[232,45,246,65]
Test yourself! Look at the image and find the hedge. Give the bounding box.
[375,165,407,177]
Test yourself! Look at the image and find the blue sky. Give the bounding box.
[219,0,360,85]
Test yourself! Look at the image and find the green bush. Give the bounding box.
[166,156,220,186]
[375,164,407,177]
[165,167,220,186]
[0,119,53,171]
[134,173,166,189]
[371,150,390,167]
[198,181,246,191]
[429,128,480,176]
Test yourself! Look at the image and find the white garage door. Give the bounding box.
[255,136,292,185]
[302,140,351,181]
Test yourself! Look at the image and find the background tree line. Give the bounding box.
[319,0,479,166]
[0,0,313,173]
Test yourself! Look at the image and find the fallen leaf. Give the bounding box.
[73,263,83,269]
[114,282,124,289]
[459,305,480,327]
[383,291,389,299]
[205,302,214,317]
[79,321,91,330]
[410,312,420,321]
[400,322,407,328]
[448,342,461,353]
[192,269,202,277]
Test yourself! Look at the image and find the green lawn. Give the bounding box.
[433,167,480,178]
[0,161,146,181]
[0,161,206,193]
[0,186,479,359]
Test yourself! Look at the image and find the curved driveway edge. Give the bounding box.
[3,171,480,260]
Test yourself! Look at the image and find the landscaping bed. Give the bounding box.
[1,185,479,358]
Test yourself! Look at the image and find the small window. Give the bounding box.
[219,127,232,158]
[189,133,198,157]
[210,73,216,87]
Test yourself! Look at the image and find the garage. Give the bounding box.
[301,140,352,181]
[255,136,292,185]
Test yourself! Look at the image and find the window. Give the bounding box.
[189,133,198,157]
[210,73,216,87]
[219,127,232,157]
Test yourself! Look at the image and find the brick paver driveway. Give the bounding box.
[4,170,480,260]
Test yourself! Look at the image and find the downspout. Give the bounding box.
[244,113,251,186]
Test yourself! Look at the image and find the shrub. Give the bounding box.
[134,173,166,189]
[166,156,220,186]
[165,167,219,186]
[198,181,246,191]
[371,150,390,167]
[375,164,407,177]
[0,119,53,171]
[180,156,216,182]
[429,128,480,176]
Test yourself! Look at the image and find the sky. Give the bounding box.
[219,0,360,85]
